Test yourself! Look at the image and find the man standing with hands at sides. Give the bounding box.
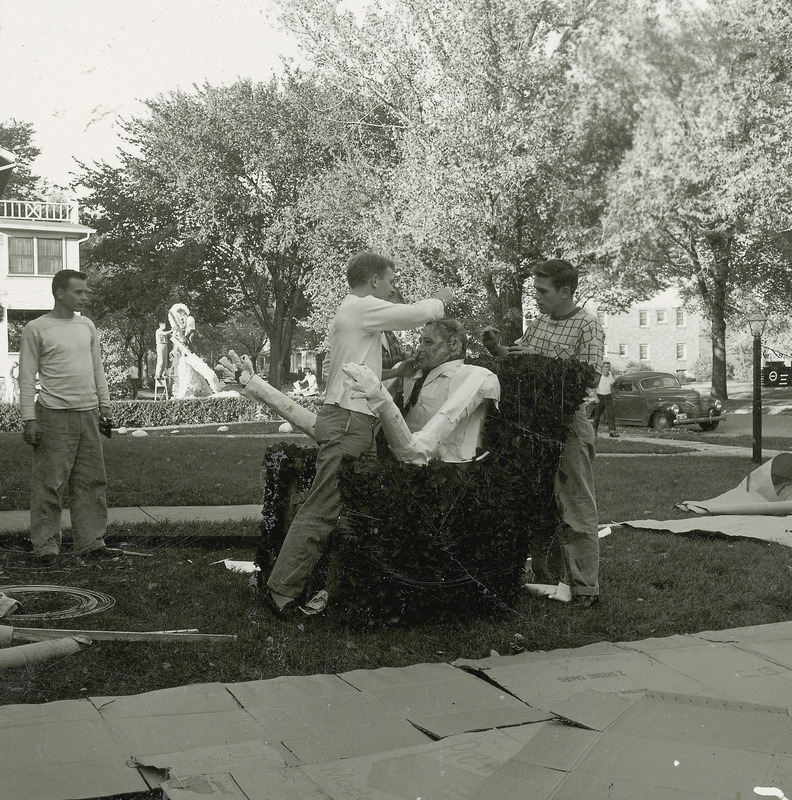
[266,251,455,615]
[19,270,114,566]
[593,361,618,438]
[483,259,604,608]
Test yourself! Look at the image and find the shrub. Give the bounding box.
[0,393,322,431]
[623,359,652,373]
[0,403,21,432]
[691,356,737,382]
[97,328,135,400]
[258,355,590,624]
[109,394,321,428]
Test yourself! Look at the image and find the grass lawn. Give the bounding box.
[0,431,306,510]
[3,442,791,706]
[593,438,697,454]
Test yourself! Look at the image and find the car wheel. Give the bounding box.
[699,421,720,431]
[652,411,671,430]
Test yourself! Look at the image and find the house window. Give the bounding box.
[656,309,668,324]
[676,343,687,360]
[639,344,650,360]
[38,238,64,274]
[597,310,607,328]
[639,310,649,327]
[8,236,64,275]
[619,344,628,357]
[676,308,686,327]
[9,237,34,274]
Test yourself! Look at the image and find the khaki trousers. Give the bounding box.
[532,407,600,597]
[267,404,376,599]
[30,405,108,556]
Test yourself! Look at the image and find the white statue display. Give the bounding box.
[165,303,221,399]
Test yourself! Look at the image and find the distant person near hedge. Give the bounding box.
[19,270,115,566]
[265,250,456,615]
[483,259,604,608]
[593,361,618,438]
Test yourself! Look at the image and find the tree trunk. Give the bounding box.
[482,269,524,346]
[266,303,298,391]
[702,229,732,401]
[315,351,326,385]
[498,273,525,346]
[267,335,283,389]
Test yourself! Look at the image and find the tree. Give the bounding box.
[279,0,615,344]
[0,119,45,199]
[79,75,347,387]
[596,0,792,398]
[78,160,230,380]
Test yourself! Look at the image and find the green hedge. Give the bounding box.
[258,355,590,624]
[0,403,21,432]
[0,394,322,431]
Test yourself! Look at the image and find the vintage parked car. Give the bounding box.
[587,371,725,431]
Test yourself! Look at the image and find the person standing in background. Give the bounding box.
[592,361,618,438]
[19,270,114,565]
[154,321,171,379]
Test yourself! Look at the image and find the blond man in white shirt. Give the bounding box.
[266,251,455,614]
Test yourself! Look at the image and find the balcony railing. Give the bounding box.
[0,200,79,223]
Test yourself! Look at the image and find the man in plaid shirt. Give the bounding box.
[483,259,604,608]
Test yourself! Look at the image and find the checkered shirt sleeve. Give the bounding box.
[518,311,604,373]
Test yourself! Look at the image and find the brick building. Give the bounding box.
[588,288,710,378]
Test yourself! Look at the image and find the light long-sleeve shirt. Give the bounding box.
[324,294,445,415]
[346,360,500,464]
[19,314,111,421]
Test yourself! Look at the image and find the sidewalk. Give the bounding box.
[604,434,782,458]
[0,505,262,535]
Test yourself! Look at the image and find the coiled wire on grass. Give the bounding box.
[0,585,115,621]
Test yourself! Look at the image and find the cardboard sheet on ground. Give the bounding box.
[679,451,792,515]
[301,726,573,800]
[455,644,715,710]
[339,661,549,737]
[621,452,792,543]
[226,673,431,763]
[91,682,276,757]
[621,515,792,546]
[547,692,792,800]
[12,622,792,799]
[0,699,149,800]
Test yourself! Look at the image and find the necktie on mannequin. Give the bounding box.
[402,373,427,416]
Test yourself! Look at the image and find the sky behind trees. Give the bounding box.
[0,0,313,186]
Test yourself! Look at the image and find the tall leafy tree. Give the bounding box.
[596,0,792,398]
[79,74,345,387]
[78,158,227,378]
[279,0,612,343]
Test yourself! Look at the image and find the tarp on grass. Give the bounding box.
[622,453,792,544]
[678,451,792,515]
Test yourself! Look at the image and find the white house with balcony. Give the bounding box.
[0,198,94,399]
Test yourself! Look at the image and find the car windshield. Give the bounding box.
[639,375,681,391]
